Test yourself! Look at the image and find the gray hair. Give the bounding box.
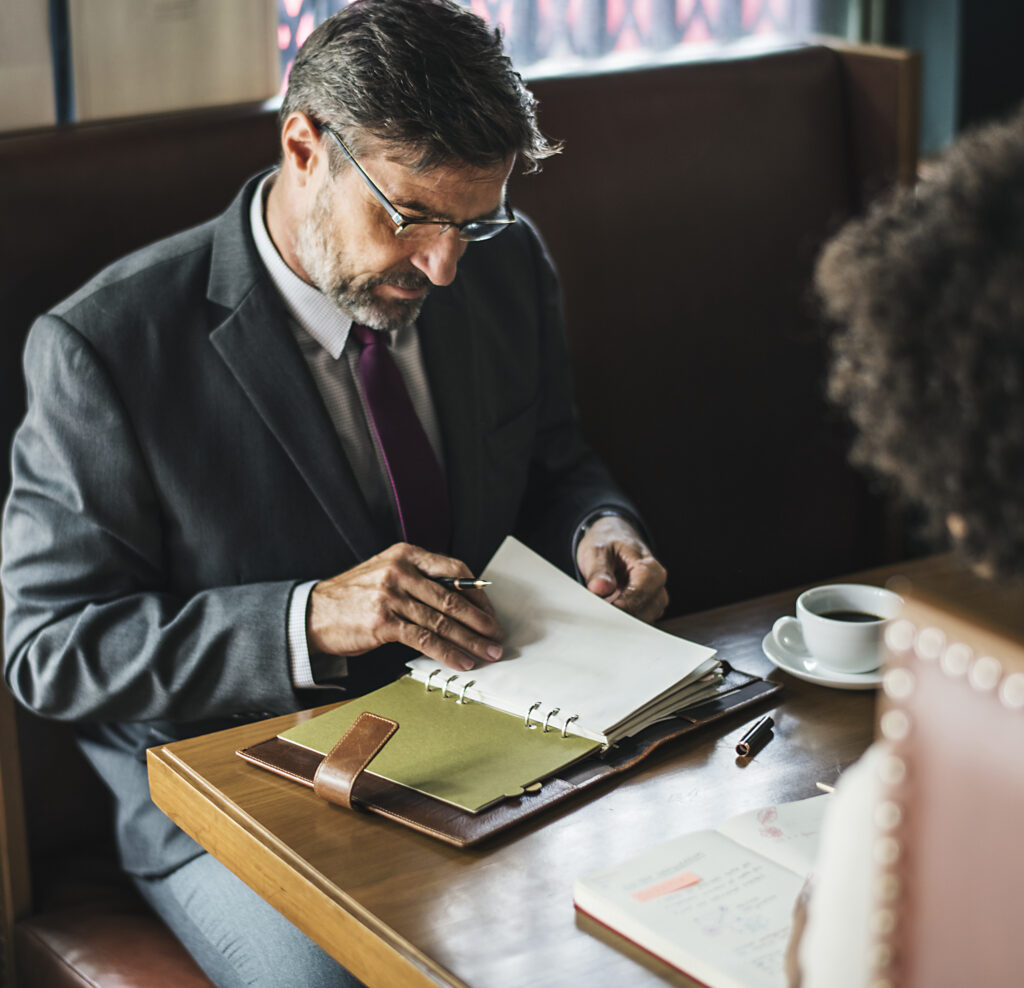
[279,0,560,173]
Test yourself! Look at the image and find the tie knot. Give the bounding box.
[351,323,382,347]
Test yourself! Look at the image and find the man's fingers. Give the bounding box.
[611,582,670,623]
[377,543,504,640]
[412,578,504,640]
[579,538,623,594]
[394,616,484,671]
[586,572,618,597]
[603,556,669,622]
[409,547,501,623]
[619,587,669,623]
[398,594,503,665]
[307,543,503,657]
[460,585,497,617]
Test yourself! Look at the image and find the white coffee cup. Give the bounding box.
[772,583,904,674]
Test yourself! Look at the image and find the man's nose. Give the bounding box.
[410,231,467,287]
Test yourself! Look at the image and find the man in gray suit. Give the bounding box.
[2,1,667,984]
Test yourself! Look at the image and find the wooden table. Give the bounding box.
[147,555,955,987]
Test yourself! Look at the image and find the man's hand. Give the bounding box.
[576,516,668,622]
[307,544,504,671]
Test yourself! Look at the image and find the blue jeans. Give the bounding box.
[133,851,363,988]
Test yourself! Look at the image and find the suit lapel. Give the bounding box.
[206,175,493,567]
[419,285,485,566]
[206,177,385,562]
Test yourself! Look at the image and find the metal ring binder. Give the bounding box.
[442,674,458,698]
[561,714,580,737]
[543,707,561,732]
[525,701,542,727]
[458,680,476,703]
[426,669,441,692]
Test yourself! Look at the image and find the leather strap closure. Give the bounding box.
[312,711,399,810]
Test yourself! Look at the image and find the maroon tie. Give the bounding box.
[352,324,451,552]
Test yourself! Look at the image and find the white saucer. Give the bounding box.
[761,631,882,690]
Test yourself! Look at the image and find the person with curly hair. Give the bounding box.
[821,105,1024,579]
[788,105,1024,987]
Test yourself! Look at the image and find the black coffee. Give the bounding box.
[819,609,882,623]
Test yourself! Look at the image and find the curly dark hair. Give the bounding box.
[818,104,1024,578]
[280,0,560,173]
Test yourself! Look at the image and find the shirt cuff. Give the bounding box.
[287,580,320,689]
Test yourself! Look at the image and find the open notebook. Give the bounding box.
[278,537,719,812]
[238,538,778,845]
[574,794,829,988]
[405,536,721,745]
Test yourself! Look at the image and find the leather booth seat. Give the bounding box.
[14,890,211,988]
[2,704,212,986]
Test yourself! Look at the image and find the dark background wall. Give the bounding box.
[897,0,1024,153]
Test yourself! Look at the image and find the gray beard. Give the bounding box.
[294,185,431,332]
[324,271,431,332]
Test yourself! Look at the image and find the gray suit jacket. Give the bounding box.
[1,175,635,876]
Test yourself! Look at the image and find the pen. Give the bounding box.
[435,577,493,589]
[735,714,774,757]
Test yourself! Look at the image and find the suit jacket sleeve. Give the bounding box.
[1,314,299,723]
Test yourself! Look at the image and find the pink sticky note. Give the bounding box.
[631,871,702,902]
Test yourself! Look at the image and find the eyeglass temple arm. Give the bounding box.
[319,124,405,227]
[321,122,515,232]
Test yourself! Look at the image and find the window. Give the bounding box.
[276,0,862,92]
[465,0,813,69]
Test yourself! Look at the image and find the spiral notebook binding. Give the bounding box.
[524,700,581,739]
[419,670,581,738]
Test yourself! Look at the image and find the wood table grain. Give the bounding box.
[147,554,958,987]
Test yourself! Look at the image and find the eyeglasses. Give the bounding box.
[319,124,516,243]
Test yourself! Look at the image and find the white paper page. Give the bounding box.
[407,537,717,743]
[574,830,803,988]
[716,794,830,877]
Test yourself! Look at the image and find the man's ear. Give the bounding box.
[280,112,323,188]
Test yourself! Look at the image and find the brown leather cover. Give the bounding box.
[312,712,398,810]
[237,665,779,847]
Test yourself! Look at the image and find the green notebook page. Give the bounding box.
[279,676,600,813]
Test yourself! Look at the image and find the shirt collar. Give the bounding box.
[249,172,354,359]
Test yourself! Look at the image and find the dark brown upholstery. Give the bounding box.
[0,102,280,507]
[0,42,917,986]
[14,913,212,988]
[513,44,919,611]
[13,859,213,988]
[0,693,213,986]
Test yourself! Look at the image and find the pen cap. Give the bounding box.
[735,715,773,755]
